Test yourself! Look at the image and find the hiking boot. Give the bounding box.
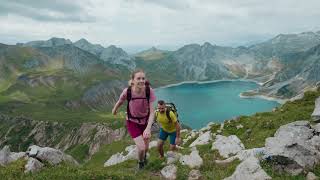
[138,161,145,170]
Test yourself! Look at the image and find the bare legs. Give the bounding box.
[133,135,150,162]
[157,139,164,158]
[158,139,177,158]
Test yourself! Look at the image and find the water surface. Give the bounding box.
[154,81,279,129]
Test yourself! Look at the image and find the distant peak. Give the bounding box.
[49,37,71,41]
[202,42,214,48]
[107,45,117,49]
[150,46,157,51]
[300,31,315,35]
[78,38,89,43]
[75,38,91,45]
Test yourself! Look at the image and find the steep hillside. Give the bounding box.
[1,89,319,179]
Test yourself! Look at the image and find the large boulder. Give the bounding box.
[188,169,202,180]
[306,172,319,180]
[212,135,245,158]
[312,97,320,121]
[26,145,78,165]
[24,157,44,173]
[166,151,182,165]
[224,156,271,180]
[265,121,320,174]
[215,148,267,165]
[161,164,177,180]
[189,131,212,147]
[0,146,12,166]
[0,146,25,166]
[104,152,126,167]
[10,152,26,162]
[180,147,203,168]
[104,142,159,167]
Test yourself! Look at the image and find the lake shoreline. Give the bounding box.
[154,79,284,104]
[155,78,263,89]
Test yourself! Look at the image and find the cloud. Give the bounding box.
[0,0,95,22]
[0,0,320,50]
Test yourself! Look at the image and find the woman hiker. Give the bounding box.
[112,69,156,169]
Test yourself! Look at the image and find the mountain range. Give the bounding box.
[0,31,319,118]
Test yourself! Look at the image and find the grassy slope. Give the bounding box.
[1,89,319,179]
[0,67,129,125]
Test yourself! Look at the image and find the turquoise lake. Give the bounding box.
[154,81,280,129]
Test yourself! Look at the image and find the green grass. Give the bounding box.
[197,144,240,179]
[66,144,90,164]
[221,90,320,149]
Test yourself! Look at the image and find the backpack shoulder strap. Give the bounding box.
[166,109,172,123]
[154,110,158,122]
[127,86,132,101]
[145,82,150,102]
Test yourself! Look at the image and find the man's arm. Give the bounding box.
[175,121,181,138]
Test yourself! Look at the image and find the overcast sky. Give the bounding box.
[1,0,320,52]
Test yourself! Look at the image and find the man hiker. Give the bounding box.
[155,100,181,158]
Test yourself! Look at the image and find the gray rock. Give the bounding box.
[265,121,320,174]
[161,164,177,180]
[212,135,245,158]
[189,131,212,147]
[24,157,44,173]
[313,123,320,133]
[104,144,141,167]
[104,152,126,167]
[180,148,203,168]
[180,129,189,134]
[10,152,26,161]
[124,145,138,160]
[166,151,182,165]
[0,146,12,166]
[188,169,202,180]
[312,97,320,121]
[236,124,244,129]
[224,157,271,180]
[246,129,252,134]
[215,148,267,165]
[149,140,158,149]
[27,145,78,165]
[307,172,319,180]
[27,145,41,157]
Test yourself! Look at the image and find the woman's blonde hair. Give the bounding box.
[128,69,145,86]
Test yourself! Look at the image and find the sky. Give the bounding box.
[1,0,320,53]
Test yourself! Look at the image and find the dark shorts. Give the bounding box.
[159,128,177,145]
[126,120,148,139]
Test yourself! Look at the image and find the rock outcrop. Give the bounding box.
[212,135,245,158]
[0,145,78,173]
[27,145,78,165]
[179,147,203,168]
[189,131,212,147]
[0,114,126,159]
[265,121,320,175]
[224,157,271,180]
[188,169,202,180]
[0,146,25,166]
[161,164,177,180]
[312,97,320,121]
